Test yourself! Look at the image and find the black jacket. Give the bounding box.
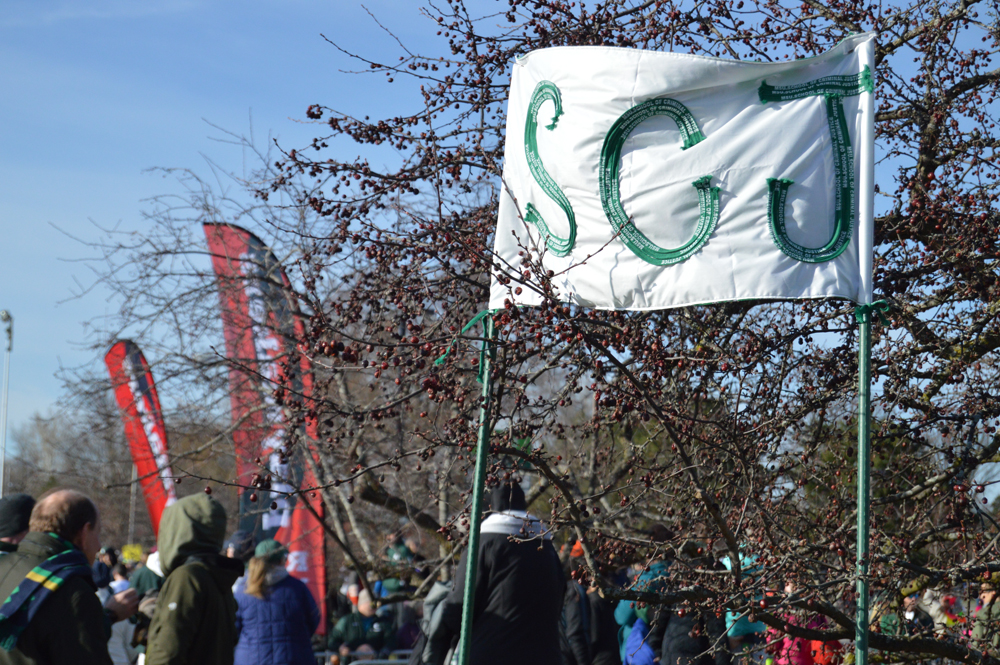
[441,512,565,665]
[561,582,592,665]
[0,532,113,665]
[589,591,621,665]
[661,611,730,665]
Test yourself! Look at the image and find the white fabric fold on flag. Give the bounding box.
[490,33,875,311]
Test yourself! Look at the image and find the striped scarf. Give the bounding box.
[0,534,93,651]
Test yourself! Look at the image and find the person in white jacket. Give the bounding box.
[108,616,140,665]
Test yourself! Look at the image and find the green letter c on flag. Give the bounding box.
[523,81,576,257]
[599,98,719,266]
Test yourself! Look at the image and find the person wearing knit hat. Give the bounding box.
[253,538,286,563]
[0,493,35,553]
[233,539,320,665]
[437,480,564,665]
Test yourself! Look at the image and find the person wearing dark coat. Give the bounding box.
[439,481,565,665]
[327,588,395,656]
[0,489,138,665]
[660,610,730,665]
[561,576,592,665]
[145,494,244,665]
[0,494,34,553]
[130,551,164,600]
[589,589,622,665]
[879,593,935,637]
[234,539,320,665]
[660,549,730,665]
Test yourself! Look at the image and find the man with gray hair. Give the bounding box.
[0,489,138,665]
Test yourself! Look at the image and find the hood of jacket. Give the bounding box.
[480,510,551,539]
[487,482,526,513]
[157,494,227,577]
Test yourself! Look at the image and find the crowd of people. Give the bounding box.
[0,485,997,665]
[0,490,303,665]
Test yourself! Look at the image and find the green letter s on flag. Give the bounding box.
[524,81,577,257]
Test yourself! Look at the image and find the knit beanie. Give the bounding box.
[0,494,35,539]
[254,539,286,564]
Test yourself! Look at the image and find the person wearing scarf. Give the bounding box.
[0,489,138,665]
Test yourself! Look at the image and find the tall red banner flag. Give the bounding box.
[204,223,327,633]
[105,340,178,536]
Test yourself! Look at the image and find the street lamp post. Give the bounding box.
[0,311,12,498]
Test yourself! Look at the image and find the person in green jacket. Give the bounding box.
[145,494,244,665]
[972,582,1000,651]
[130,550,164,600]
[327,588,395,659]
[0,489,138,665]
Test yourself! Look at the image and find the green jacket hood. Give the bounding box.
[157,494,228,577]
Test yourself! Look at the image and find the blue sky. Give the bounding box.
[0,0,438,441]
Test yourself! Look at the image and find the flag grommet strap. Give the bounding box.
[854,300,891,326]
[434,310,497,382]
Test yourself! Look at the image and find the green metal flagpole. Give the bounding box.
[457,314,495,665]
[854,37,877,665]
[853,301,886,665]
[855,307,873,665]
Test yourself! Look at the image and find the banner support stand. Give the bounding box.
[457,315,496,665]
[128,464,137,545]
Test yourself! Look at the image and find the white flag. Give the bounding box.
[490,33,875,311]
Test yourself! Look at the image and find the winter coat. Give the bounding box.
[561,582,592,665]
[145,495,244,665]
[387,602,419,650]
[234,571,320,665]
[615,562,669,663]
[767,614,822,665]
[386,542,415,563]
[415,580,453,665]
[590,591,622,665]
[0,531,113,665]
[440,511,565,665]
[972,600,1000,650]
[719,555,766,640]
[108,619,140,665]
[661,611,730,665]
[327,610,395,653]
[130,565,164,600]
[623,617,656,665]
[879,607,934,638]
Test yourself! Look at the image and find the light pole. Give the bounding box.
[0,310,11,498]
